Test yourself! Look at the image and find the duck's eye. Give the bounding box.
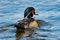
[31,10,35,14]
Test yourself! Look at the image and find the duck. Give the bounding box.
[15,7,40,29]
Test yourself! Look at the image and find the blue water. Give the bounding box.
[0,0,60,40]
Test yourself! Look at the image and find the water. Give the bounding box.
[0,0,60,40]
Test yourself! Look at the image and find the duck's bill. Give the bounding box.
[34,14,38,15]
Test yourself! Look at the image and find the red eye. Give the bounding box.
[32,10,38,15]
[32,10,35,14]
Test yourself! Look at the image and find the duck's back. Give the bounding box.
[15,18,40,29]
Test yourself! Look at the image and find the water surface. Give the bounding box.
[0,0,60,40]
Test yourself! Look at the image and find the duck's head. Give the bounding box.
[24,7,38,18]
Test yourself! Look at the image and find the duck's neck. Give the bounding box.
[25,17,35,21]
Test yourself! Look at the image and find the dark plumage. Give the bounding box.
[24,7,35,18]
[15,7,40,29]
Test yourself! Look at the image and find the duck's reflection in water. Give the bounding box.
[16,28,34,40]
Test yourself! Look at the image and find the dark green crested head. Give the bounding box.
[24,7,35,18]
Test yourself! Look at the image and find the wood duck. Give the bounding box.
[15,7,39,29]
